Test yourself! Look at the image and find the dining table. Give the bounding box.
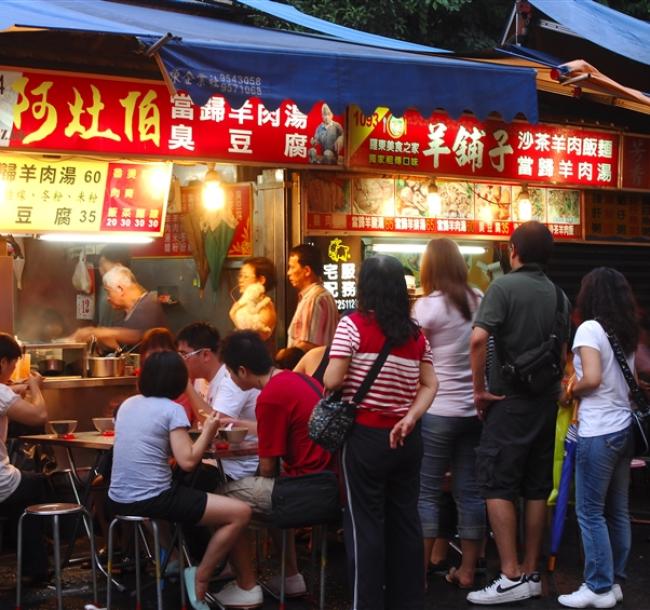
[17,431,259,591]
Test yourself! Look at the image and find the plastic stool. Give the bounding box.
[106,515,186,610]
[16,502,98,610]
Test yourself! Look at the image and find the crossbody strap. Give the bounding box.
[598,319,649,414]
[352,339,392,405]
[296,373,324,399]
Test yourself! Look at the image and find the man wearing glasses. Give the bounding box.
[176,322,259,483]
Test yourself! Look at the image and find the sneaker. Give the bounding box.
[267,572,307,598]
[215,580,264,609]
[558,583,617,608]
[526,571,542,597]
[466,573,532,605]
[612,584,623,603]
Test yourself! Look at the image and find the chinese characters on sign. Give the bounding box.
[585,191,650,243]
[348,107,619,188]
[0,68,344,165]
[305,175,581,241]
[0,156,170,235]
[621,135,650,191]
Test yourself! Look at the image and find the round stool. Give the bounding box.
[16,502,98,610]
[106,515,186,610]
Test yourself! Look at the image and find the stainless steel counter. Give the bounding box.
[43,376,137,389]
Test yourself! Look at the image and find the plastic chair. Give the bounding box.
[106,515,186,610]
[16,502,98,610]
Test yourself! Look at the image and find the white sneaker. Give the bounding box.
[526,571,542,597]
[612,584,623,603]
[267,572,307,597]
[558,583,617,608]
[466,573,532,605]
[214,580,264,609]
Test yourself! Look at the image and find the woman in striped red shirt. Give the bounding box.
[324,255,438,610]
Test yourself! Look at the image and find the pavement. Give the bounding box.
[1,467,648,609]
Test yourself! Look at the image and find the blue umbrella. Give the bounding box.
[548,403,579,572]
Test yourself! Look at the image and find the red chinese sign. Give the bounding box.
[0,67,345,165]
[621,135,650,191]
[348,107,619,188]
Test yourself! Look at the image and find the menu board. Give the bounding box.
[621,135,650,191]
[585,191,650,243]
[0,155,170,235]
[348,106,619,189]
[306,174,582,240]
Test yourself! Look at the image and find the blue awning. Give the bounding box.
[234,0,449,54]
[529,0,650,67]
[0,0,539,122]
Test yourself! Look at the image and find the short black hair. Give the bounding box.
[0,333,21,362]
[243,257,277,292]
[99,245,131,268]
[289,244,324,278]
[221,331,273,375]
[510,221,554,266]
[274,346,305,370]
[176,322,220,353]
[138,351,188,400]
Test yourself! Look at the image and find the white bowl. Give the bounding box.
[92,417,115,433]
[219,427,248,444]
[48,420,77,436]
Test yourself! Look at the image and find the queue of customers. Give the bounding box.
[0,226,645,610]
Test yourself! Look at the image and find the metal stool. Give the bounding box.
[106,515,186,610]
[16,502,98,610]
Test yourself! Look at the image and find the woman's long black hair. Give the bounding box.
[575,267,639,354]
[357,255,419,346]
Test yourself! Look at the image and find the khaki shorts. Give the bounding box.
[218,476,275,516]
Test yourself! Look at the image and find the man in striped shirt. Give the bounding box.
[287,244,338,351]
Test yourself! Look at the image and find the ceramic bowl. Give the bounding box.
[92,417,115,433]
[219,427,248,444]
[48,420,78,436]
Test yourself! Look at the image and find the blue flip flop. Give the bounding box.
[184,566,211,610]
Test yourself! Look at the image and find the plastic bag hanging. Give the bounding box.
[72,249,92,293]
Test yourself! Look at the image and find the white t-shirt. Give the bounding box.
[572,320,633,437]
[198,366,259,480]
[0,384,21,503]
[413,289,482,417]
[109,395,190,503]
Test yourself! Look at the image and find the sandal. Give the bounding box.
[445,566,474,590]
[184,566,211,610]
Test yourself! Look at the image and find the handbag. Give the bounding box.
[270,470,340,528]
[499,284,566,395]
[307,339,392,452]
[599,321,650,457]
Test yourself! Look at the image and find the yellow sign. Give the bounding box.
[0,155,171,235]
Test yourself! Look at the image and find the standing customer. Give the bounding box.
[557,268,637,609]
[0,333,49,585]
[324,255,438,610]
[287,244,338,351]
[468,221,570,605]
[413,238,485,588]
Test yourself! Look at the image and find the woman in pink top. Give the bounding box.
[412,238,485,589]
[325,255,438,610]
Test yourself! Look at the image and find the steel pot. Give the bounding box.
[88,356,125,378]
[38,358,65,376]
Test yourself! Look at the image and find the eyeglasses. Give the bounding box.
[178,348,206,360]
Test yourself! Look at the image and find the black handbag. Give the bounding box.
[600,321,650,457]
[270,470,340,528]
[307,340,392,452]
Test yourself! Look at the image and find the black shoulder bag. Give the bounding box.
[307,340,392,452]
[499,284,566,395]
[599,322,650,457]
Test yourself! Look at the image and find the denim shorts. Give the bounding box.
[476,395,557,501]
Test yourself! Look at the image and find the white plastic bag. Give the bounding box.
[72,250,92,294]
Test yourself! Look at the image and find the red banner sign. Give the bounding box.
[0,67,345,165]
[621,135,650,191]
[348,107,619,188]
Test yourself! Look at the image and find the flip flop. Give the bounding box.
[445,566,474,590]
[184,566,211,610]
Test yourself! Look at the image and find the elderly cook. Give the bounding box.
[71,265,167,351]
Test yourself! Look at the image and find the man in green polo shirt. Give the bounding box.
[467,221,570,605]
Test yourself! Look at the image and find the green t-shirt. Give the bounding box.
[474,264,570,396]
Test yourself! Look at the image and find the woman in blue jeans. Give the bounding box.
[412,238,485,588]
[559,268,638,609]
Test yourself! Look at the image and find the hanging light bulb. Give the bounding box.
[427,180,441,217]
[517,184,532,221]
[202,168,225,211]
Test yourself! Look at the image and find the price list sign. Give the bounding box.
[0,156,171,236]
